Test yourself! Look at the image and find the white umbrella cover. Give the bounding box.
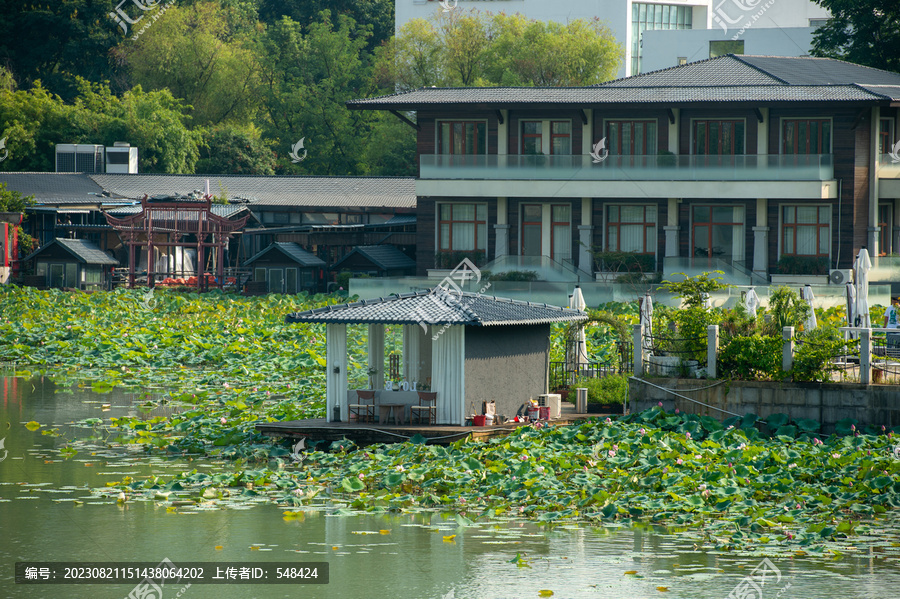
[854,248,872,329]
[744,287,760,318]
[845,283,857,328]
[567,287,589,374]
[640,293,653,355]
[801,285,817,331]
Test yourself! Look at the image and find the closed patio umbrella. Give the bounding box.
[845,283,857,328]
[567,286,589,377]
[854,248,872,329]
[640,292,653,355]
[744,287,760,318]
[801,285,817,331]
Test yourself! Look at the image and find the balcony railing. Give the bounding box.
[420,154,834,181]
[878,154,900,178]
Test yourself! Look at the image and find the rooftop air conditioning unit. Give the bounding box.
[55,144,104,173]
[537,394,561,419]
[105,142,138,174]
[829,269,853,285]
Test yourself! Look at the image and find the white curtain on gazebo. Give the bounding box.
[432,325,465,425]
[326,323,348,422]
[402,325,421,383]
[368,324,385,390]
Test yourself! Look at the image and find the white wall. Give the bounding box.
[642,26,816,72]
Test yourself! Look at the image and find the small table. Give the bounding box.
[378,403,406,425]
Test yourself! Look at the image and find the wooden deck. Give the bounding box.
[256,413,605,445]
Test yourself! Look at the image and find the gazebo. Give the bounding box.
[285,288,587,425]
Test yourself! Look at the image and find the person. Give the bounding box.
[884,296,900,350]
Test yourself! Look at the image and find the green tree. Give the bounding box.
[0,79,201,173]
[259,0,394,52]
[254,12,382,175]
[122,2,262,126]
[0,0,125,100]
[196,126,277,175]
[811,0,900,73]
[376,11,623,89]
[0,182,35,212]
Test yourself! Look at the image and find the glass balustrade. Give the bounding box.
[420,154,834,181]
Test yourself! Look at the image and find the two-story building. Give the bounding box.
[349,54,900,281]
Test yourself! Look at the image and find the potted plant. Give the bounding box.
[575,374,628,412]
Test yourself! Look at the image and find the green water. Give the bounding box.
[1,376,899,599]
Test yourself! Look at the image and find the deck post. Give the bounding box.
[326,323,348,422]
[860,328,871,385]
[782,326,794,373]
[707,325,719,379]
[368,324,385,390]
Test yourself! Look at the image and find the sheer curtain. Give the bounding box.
[432,325,465,425]
[402,325,421,383]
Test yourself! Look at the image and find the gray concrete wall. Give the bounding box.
[629,378,900,433]
[465,324,549,420]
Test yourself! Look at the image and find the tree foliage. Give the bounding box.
[0,182,34,212]
[196,126,276,175]
[811,0,900,73]
[376,11,623,89]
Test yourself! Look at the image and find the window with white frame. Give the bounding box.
[606,205,657,254]
[438,203,487,252]
[782,206,830,257]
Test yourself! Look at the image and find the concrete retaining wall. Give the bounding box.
[629,378,900,433]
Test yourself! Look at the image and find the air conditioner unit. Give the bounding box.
[829,269,853,285]
[537,394,561,419]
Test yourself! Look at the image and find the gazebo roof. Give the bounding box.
[286,288,588,326]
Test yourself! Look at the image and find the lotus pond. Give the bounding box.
[2,288,900,597]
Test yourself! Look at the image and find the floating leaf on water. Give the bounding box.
[624,570,638,575]
[538,591,554,597]
[25,421,41,431]
[657,587,669,592]
[443,535,456,543]
[215,546,223,550]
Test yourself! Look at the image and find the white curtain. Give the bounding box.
[326,324,348,422]
[402,325,421,383]
[432,325,465,425]
[368,324,385,390]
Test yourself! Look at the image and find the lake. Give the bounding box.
[1,375,899,598]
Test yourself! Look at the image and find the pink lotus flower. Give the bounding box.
[676,458,683,465]
[639,428,646,435]
[685,432,691,439]
[658,402,663,407]
[608,450,616,458]
[220,417,227,424]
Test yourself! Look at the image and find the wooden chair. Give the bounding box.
[410,391,437,425]
[350,390,376,423]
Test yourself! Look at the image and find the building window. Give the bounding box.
[782,119,832,154]
[782,206,830,257]
[880,118,895,155]
[692,205,745,261]
[521,204,542,256]
[522,121,542,155]
[550,121,572,155]
[606,205,657,254]
[439,121,487,155]
[693,120,745,155]
[678,57,687,66]
[551,204,572,261]
[631,3,693,75]
[709,40,744,58]
[521,120,572,154]
[438,203,487,252]
[606,120,658,155]
[809,18,829,28]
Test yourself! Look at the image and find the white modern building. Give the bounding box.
[397,0,830,77]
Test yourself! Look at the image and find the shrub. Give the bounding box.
[575,374,628,404]
[774,255,829,275]
[434,250,487,269]
[793,327,857,382]
[718,335,783,380]
[762,286,810,335]
[485,270,539,282]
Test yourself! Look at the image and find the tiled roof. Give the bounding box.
[285,288,587,326]
[347,55,900,108]
[24,238,118,265]
[0,172,130,205]
[333,245,416,271]
[90,174,416,208]
[246,242,326,267]
[106,203,249,219]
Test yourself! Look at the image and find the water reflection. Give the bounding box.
[1,376,899,598]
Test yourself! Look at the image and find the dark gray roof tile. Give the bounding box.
[333,245,416,271]
[246,242,326,267]
[25,238,118,265]
[286,288,587,326]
